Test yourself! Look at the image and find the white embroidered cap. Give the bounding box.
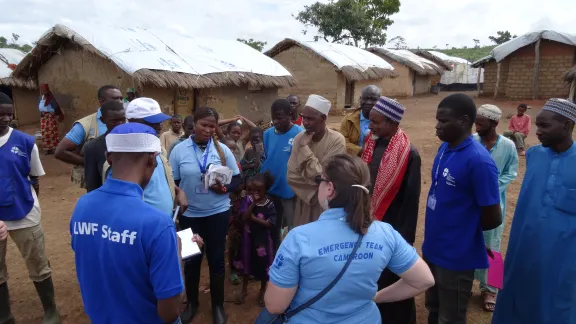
[105,123,161,153]
[305,94,331,115]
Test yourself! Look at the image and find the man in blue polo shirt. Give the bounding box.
[260,99,303,246]
[422,93,502,324]
[70,123,186,324]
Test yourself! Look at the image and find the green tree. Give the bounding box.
[488,31,517,45]
[237,38,267,52]
[295,0,401,48]
[388,36,407,49]
[0,33,33,52]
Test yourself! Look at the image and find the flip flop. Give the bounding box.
[230,273,242,285]
[482,292,496,312]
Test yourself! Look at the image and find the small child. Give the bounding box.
[240,127,265,178]
[233,172,276,306]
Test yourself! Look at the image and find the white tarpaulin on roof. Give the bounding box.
[46,24,292,78]
[384,49,440,71]
[0,48,26,79]
[492,30,576,62]
[427,51,484,85]
[293,39,394,71]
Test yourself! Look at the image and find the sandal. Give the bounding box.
[230,273,242,285]
[234,291,247,305]
[482,292,496,312]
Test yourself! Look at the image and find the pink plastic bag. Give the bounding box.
[487,251,504,289]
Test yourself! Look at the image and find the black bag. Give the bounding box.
[254,234,364,324]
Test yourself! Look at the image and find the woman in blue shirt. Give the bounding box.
[169,107,242,324]
[264,154,434,324]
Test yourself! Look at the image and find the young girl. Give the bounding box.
[240,127,265,178]
[234,172,276,306]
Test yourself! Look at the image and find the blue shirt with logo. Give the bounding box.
[70,178,183,324]
[169,137,240,217]
[269,208,418,324]
[260,125,303,199]
[422,136,500,271]
[65,108,108,145]
[143,155,174,216]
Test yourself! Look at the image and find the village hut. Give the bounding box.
[367,48,445,96]
[0,48,38,126]
[11,24,295,130]
[565,65,576,101]
[265,38,397,113]
[414,50,483,91]
[472,30,576,100]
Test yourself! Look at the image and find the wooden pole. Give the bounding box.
[532,38,541,100]
[493,63,501,100]
[570,79,576,102]
[476,66,482,97]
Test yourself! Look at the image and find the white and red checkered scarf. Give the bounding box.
[361,128,410,220]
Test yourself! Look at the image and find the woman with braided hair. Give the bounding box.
[169,106,242,324]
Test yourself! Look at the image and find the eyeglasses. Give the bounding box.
[314,175,329,185]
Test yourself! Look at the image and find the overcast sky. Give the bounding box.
[1,0,574,51]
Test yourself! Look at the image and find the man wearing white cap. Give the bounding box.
[493,99,576,324]
[71,123,190,324]
[472,104,518,312]
[103,97,188,217]
[287,94,346,227]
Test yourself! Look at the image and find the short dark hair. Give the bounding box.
[251,127,263,136]
[438,93,477,126]
[183,115,194,125]
[227,121,241,133]
[194,106,219,123]
[172,114,182,120]
[97,85,120,99]
[247,171,275,191]
[271,98,292,115]
[100,100,124,118]
[0,92,13,105]
[518,104,528,109]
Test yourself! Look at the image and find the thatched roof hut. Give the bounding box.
[265,38,397,111]
[0,48,35,89]
[11,24,296,128]
[410,50,453,71]
[13,24,295,89]
[366,48,444,96]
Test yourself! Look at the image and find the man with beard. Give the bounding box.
[340,85,381,156]
[287,94,346,227]
[423,93,502,324]
[493,99,576,324]
[361,96,421,324]
[472,104,518,312]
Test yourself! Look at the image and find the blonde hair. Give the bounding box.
[323,154,372,234]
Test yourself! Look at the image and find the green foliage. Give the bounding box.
[388,36,407,49]
[0,33,33,52]
[488,31,517,45]
[295,0,401,47]
[237,38,267,52]
[436,45,496,62]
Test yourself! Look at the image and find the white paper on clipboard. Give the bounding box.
[177,228,201,259]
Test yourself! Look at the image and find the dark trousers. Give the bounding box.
[179,210,230,307]
[424,258,474,324]
[377,269,416,324]
[269,195,284,252]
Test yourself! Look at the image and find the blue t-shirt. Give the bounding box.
[144,155,174,216]
[169,137,240,217]
[70,178,183,324]
[65,108,107,145]
[359,112,370,146]
[260,124,303,199]
[38,96,55,113]
[269,208,418,324]
[422,136,500,271]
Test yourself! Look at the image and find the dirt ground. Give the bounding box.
[5,91,546,324]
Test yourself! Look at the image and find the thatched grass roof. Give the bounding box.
[0,77,36,89]
[368,48,445,75]
[265,38,398,81]
[564,65,576,82]
[12,24,295,90]
[410,50,454,71]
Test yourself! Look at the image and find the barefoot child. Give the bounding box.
[234,172,276,306]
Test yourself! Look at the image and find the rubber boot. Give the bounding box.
[0,282,15,324]
[180,261,201,323]
[33,277,60,324]
[210,274,227,324]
